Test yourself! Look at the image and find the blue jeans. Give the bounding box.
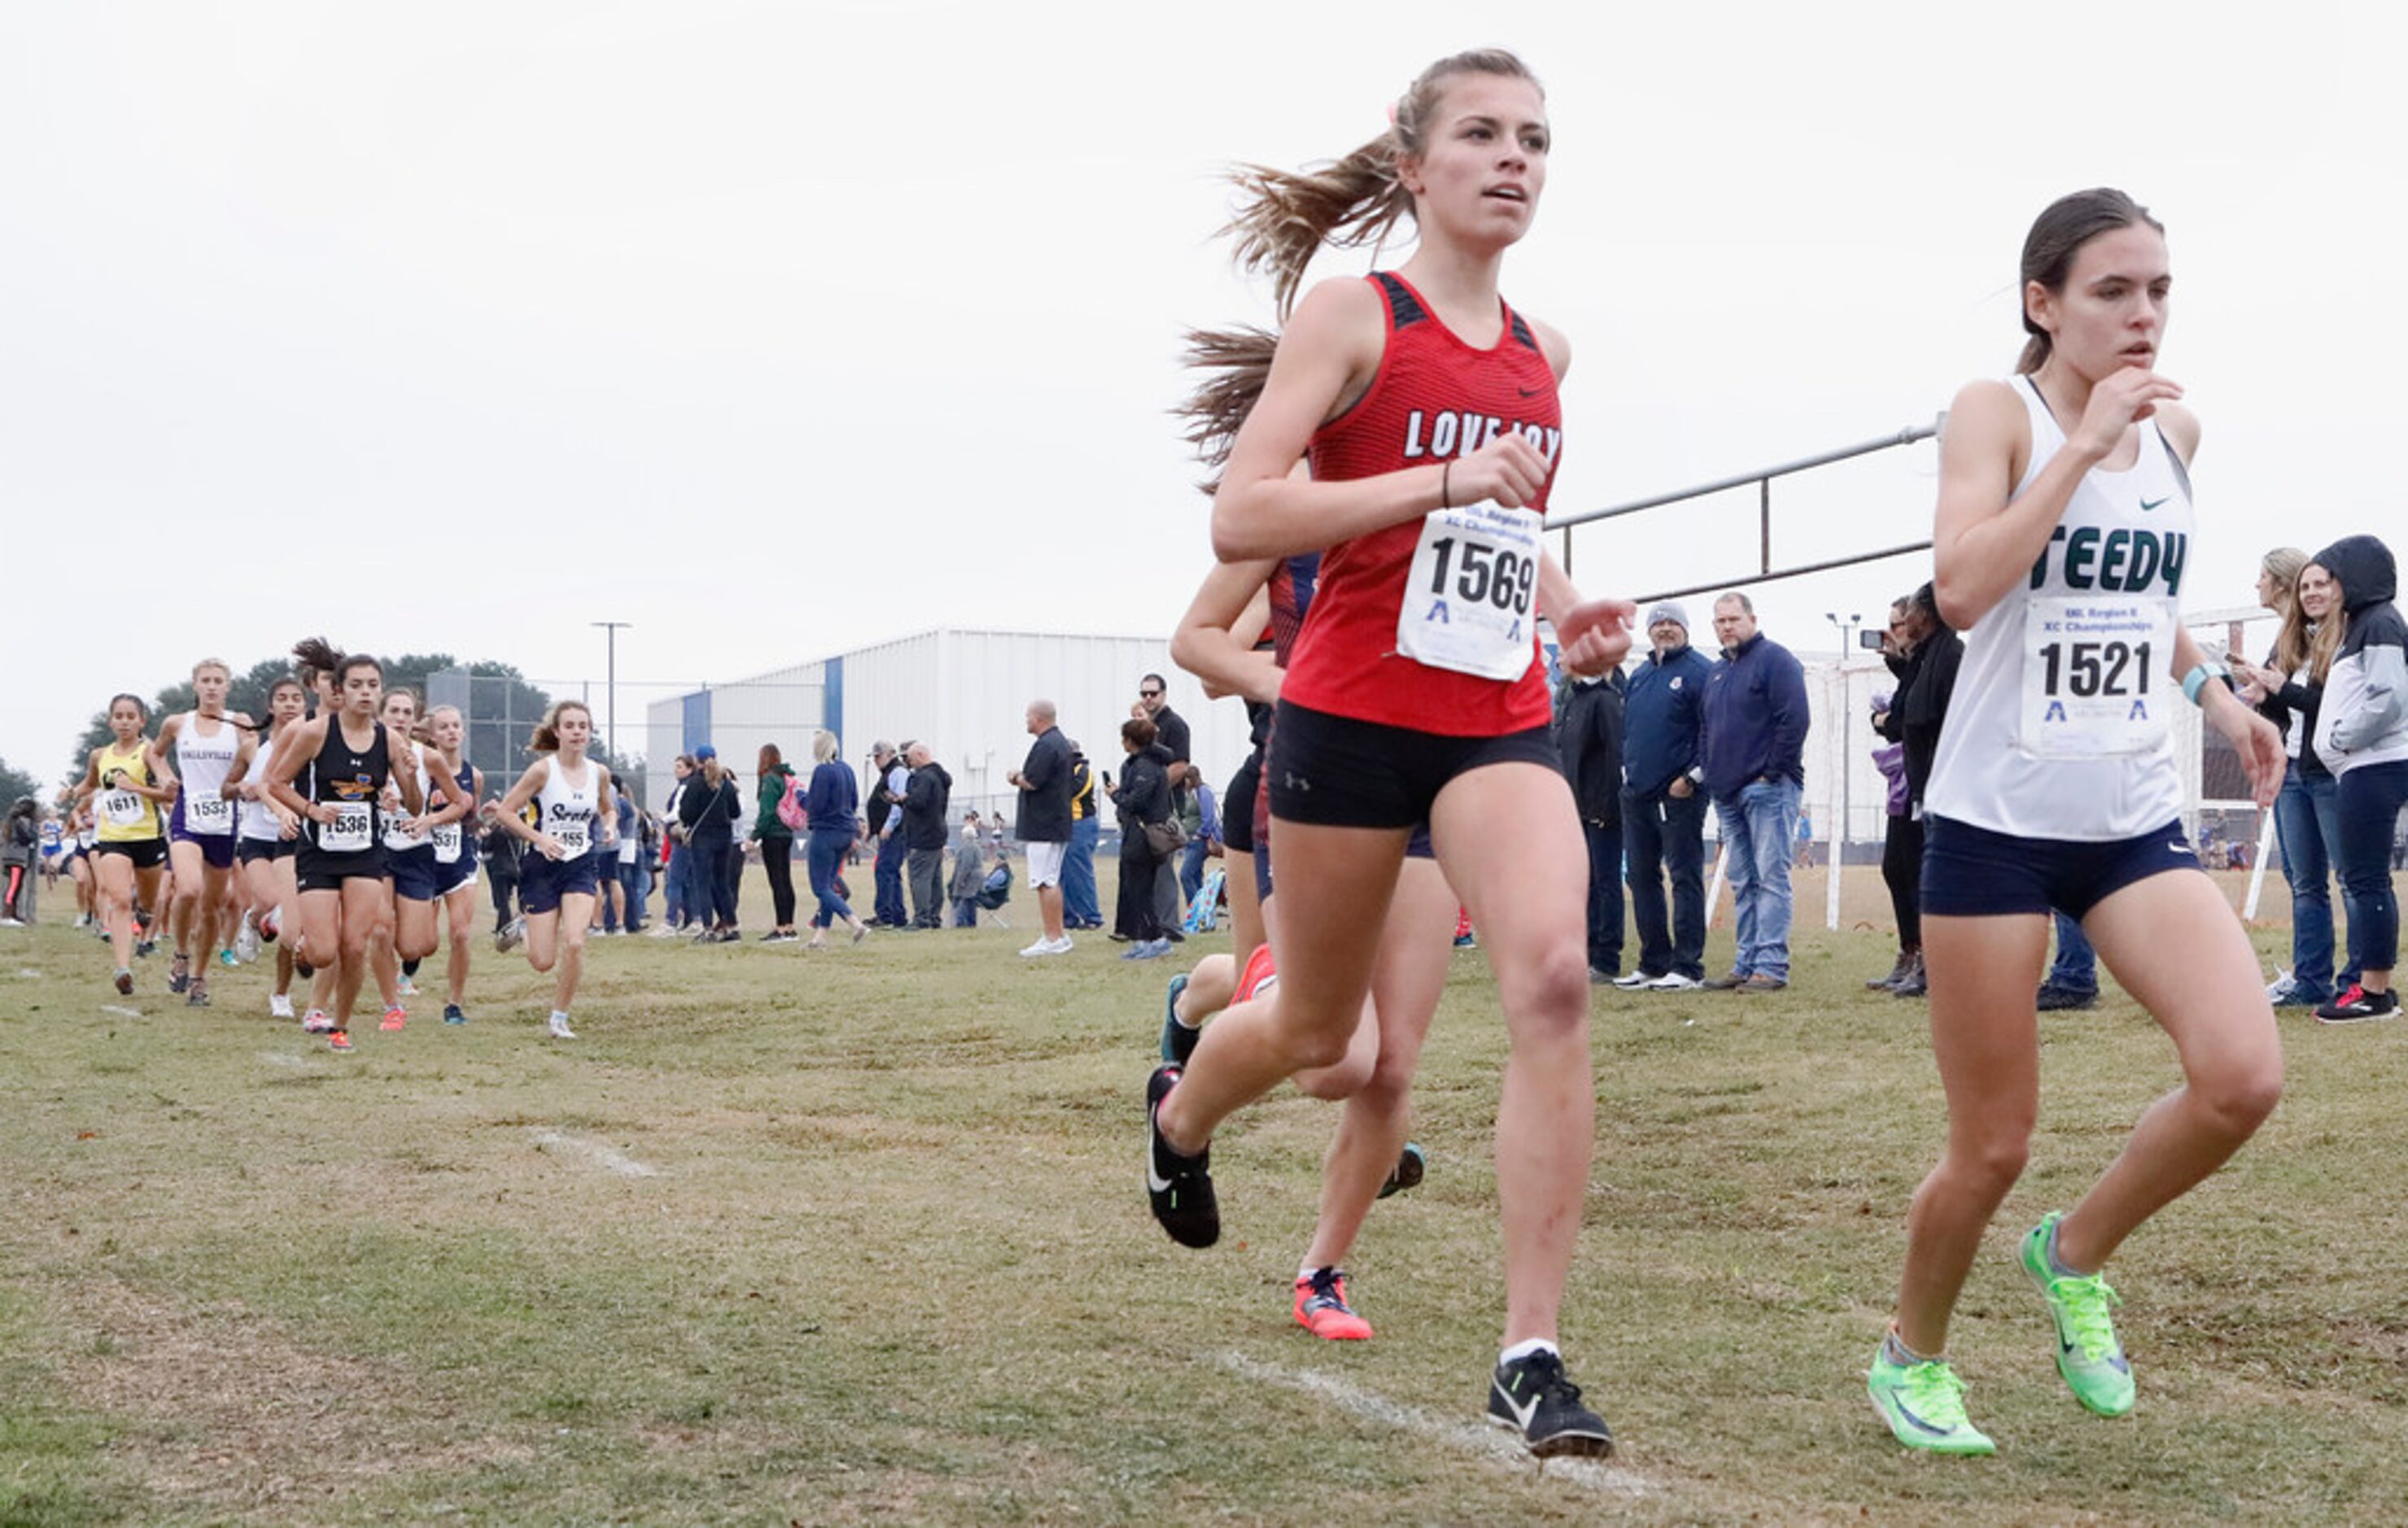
[1062,816,1102,927]
[666,844,700,926]
[1582,819,1625,976]
[872,832,907,925]
[1714,776,1800,981]
[1624,787,1707,980]
[2336,760,2408,980]
[1179,836,1212,907]
[2048,910,2098,997]
[806,827,856,929]
[2274,762,2352,1001]
[618,858,650,928]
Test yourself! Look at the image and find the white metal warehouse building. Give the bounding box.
[643,628,1257,829]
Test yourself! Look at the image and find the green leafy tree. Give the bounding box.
[0,756,40,820]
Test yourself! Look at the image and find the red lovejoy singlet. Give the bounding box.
[1278,270,1562,736]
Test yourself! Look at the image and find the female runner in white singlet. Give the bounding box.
[149,659,245,1007]
[1865,190,2284,1457]
[492,701,618,1040]
[229,678,308,1019]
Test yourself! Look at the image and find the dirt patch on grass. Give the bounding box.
[42,1267,532,1513]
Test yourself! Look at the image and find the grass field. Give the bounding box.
[3,862,2405,1524]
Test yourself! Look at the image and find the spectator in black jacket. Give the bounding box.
[1008,699,1075,956]
[901,741,952,929]
[1138,674,1190,934]
[1555,666,1628,982]
[2231,546,2352,1010]
[479,801,523,934]
[1878,583,1964,1000]
[679,745,742,941]
[1110,717,1175,958]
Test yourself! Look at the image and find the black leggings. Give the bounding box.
[488,870,518,931]
[760,836,798,928]
[1116,838,1164,941]
[1881,812,1924,950]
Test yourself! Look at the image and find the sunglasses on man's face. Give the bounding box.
[1140,690,1162,699]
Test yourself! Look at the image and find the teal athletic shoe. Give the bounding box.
[1866,1346,1996,1456]
[2020,1211,2135,1417]
[1160,972,1196,1065]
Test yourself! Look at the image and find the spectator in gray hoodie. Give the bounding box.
[2306,535,2408,1021]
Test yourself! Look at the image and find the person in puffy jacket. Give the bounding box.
[2305,535,2408,1020]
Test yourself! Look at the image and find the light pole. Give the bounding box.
[592,621,632,766]
[1824,611,1863,931]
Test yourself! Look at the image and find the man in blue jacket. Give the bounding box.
[1699,592,1811,992]
[1616,602,1716,990]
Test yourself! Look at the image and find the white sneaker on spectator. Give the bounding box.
[1021,936,1072,958]
[1646,971,1704,991]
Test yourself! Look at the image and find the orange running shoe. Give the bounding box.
[328,1030,355,1052]
[379,1006,406,1032]
[1294,1268,1373,1342]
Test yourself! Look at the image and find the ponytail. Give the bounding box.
[1179,50,1542,488]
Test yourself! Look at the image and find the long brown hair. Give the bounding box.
[1175,50,1545,487]
[528,700,592,755]
[2301,565,2348,686]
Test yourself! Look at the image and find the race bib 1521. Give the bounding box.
[2018,596,2175,759]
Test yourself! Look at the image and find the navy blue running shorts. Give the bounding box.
[518,849,601,915]
[387,844,441,902]
[1921,814,2200,921]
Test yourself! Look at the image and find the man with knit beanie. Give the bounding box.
[1615,601,1716,990]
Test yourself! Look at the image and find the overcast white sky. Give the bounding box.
[4,2,2397,780]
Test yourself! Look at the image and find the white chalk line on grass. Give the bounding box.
[527,1128,660,1178]
[259,1050,308,1069]
[1216,1351,1650,1497]
[98,1004,142,1019]
[17,967,42,979]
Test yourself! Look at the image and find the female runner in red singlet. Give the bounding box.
[1143,49,1632,1458]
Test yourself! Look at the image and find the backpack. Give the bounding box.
[775,771,806,832]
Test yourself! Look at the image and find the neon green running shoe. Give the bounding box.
[2020,1211,2135,1417]
[1866,1347,1996,1456]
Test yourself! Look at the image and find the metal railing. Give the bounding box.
[1549,417,1943,601]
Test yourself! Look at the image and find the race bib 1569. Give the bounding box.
[1396,502,1542,683]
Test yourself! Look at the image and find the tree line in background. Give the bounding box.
[0,654,642,822]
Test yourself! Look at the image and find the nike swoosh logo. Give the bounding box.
[2169,841,2192,856]
[1517,386,1542,397]
[1495,1384,1540,1430]
[2139,496,2170,512]
[1146,1099,1176,1194]
[1893,1399,1956,1437]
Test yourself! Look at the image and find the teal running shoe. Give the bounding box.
[2020,1211,2135,1417]
[1867,1346,1996,1456]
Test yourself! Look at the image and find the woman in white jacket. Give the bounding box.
[2306,534,2408,1022]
